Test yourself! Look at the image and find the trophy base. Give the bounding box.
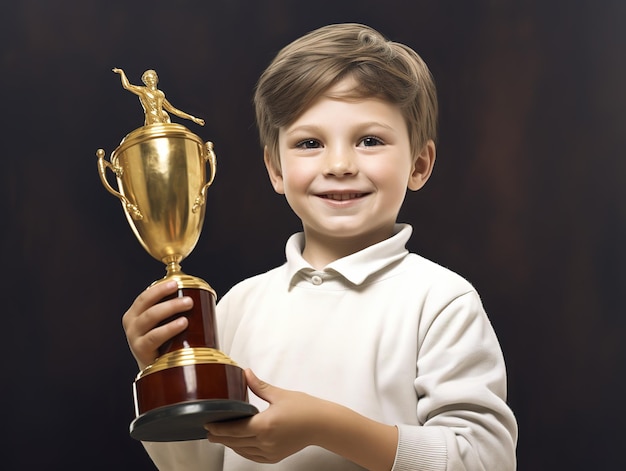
[130,399,258,442]
[131,358,259,442]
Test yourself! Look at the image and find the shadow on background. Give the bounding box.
[1,1,624,469]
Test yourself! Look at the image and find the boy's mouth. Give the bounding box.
[318,192,367,201]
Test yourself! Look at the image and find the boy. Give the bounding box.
[123,23,518,470]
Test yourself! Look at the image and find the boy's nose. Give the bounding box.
[323,149,358,177]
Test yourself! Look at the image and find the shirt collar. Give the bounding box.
[285,224,412,286]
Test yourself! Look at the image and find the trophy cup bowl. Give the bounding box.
[97,122,258,442]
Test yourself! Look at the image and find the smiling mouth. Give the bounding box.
[318,193,367,201]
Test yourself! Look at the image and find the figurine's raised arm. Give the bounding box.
[112,68,142,94]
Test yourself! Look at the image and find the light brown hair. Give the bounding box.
[254,23,438,169]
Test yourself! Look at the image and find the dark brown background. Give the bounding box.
[2,0,624,469]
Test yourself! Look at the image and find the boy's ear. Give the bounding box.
[408,140,436,191]
[264,146,285,194]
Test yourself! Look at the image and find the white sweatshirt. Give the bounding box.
[143,224,517,470]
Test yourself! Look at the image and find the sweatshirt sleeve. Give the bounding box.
[392,290,518,471]
[142,439,224,470]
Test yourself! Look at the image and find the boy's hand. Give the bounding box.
[122,280,191,370]
[205,369,323,464]
[205,369,398,470]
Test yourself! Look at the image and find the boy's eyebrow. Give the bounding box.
[284,121,396,135]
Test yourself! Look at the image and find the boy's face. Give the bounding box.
[265,77,434,261]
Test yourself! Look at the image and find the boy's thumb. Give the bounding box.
[244,368,276,403]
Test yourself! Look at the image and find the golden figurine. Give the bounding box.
[96,69,257,442]
[112,68,205,126]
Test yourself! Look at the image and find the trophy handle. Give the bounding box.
[96,148,144,220]
[192,141,217,213]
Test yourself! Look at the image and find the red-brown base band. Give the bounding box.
[134,362,251,416]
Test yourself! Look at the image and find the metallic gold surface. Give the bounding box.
[136,347,239,380]
[97,123,216,288]
[97,69,255,439]
[97,69,215,286]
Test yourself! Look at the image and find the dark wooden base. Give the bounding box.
[130,399,258,442]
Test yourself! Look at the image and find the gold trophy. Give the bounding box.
[96,68,257,442]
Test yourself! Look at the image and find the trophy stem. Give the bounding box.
[163,256,183,276]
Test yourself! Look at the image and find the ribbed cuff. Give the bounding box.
[392,425,447,471]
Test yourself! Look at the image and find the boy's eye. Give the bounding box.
[360,136,384,147]
[295,139,322,149]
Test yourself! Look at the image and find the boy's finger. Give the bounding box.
[132,280,180,315]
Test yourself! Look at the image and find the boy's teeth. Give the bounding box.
[326,193,360,200]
